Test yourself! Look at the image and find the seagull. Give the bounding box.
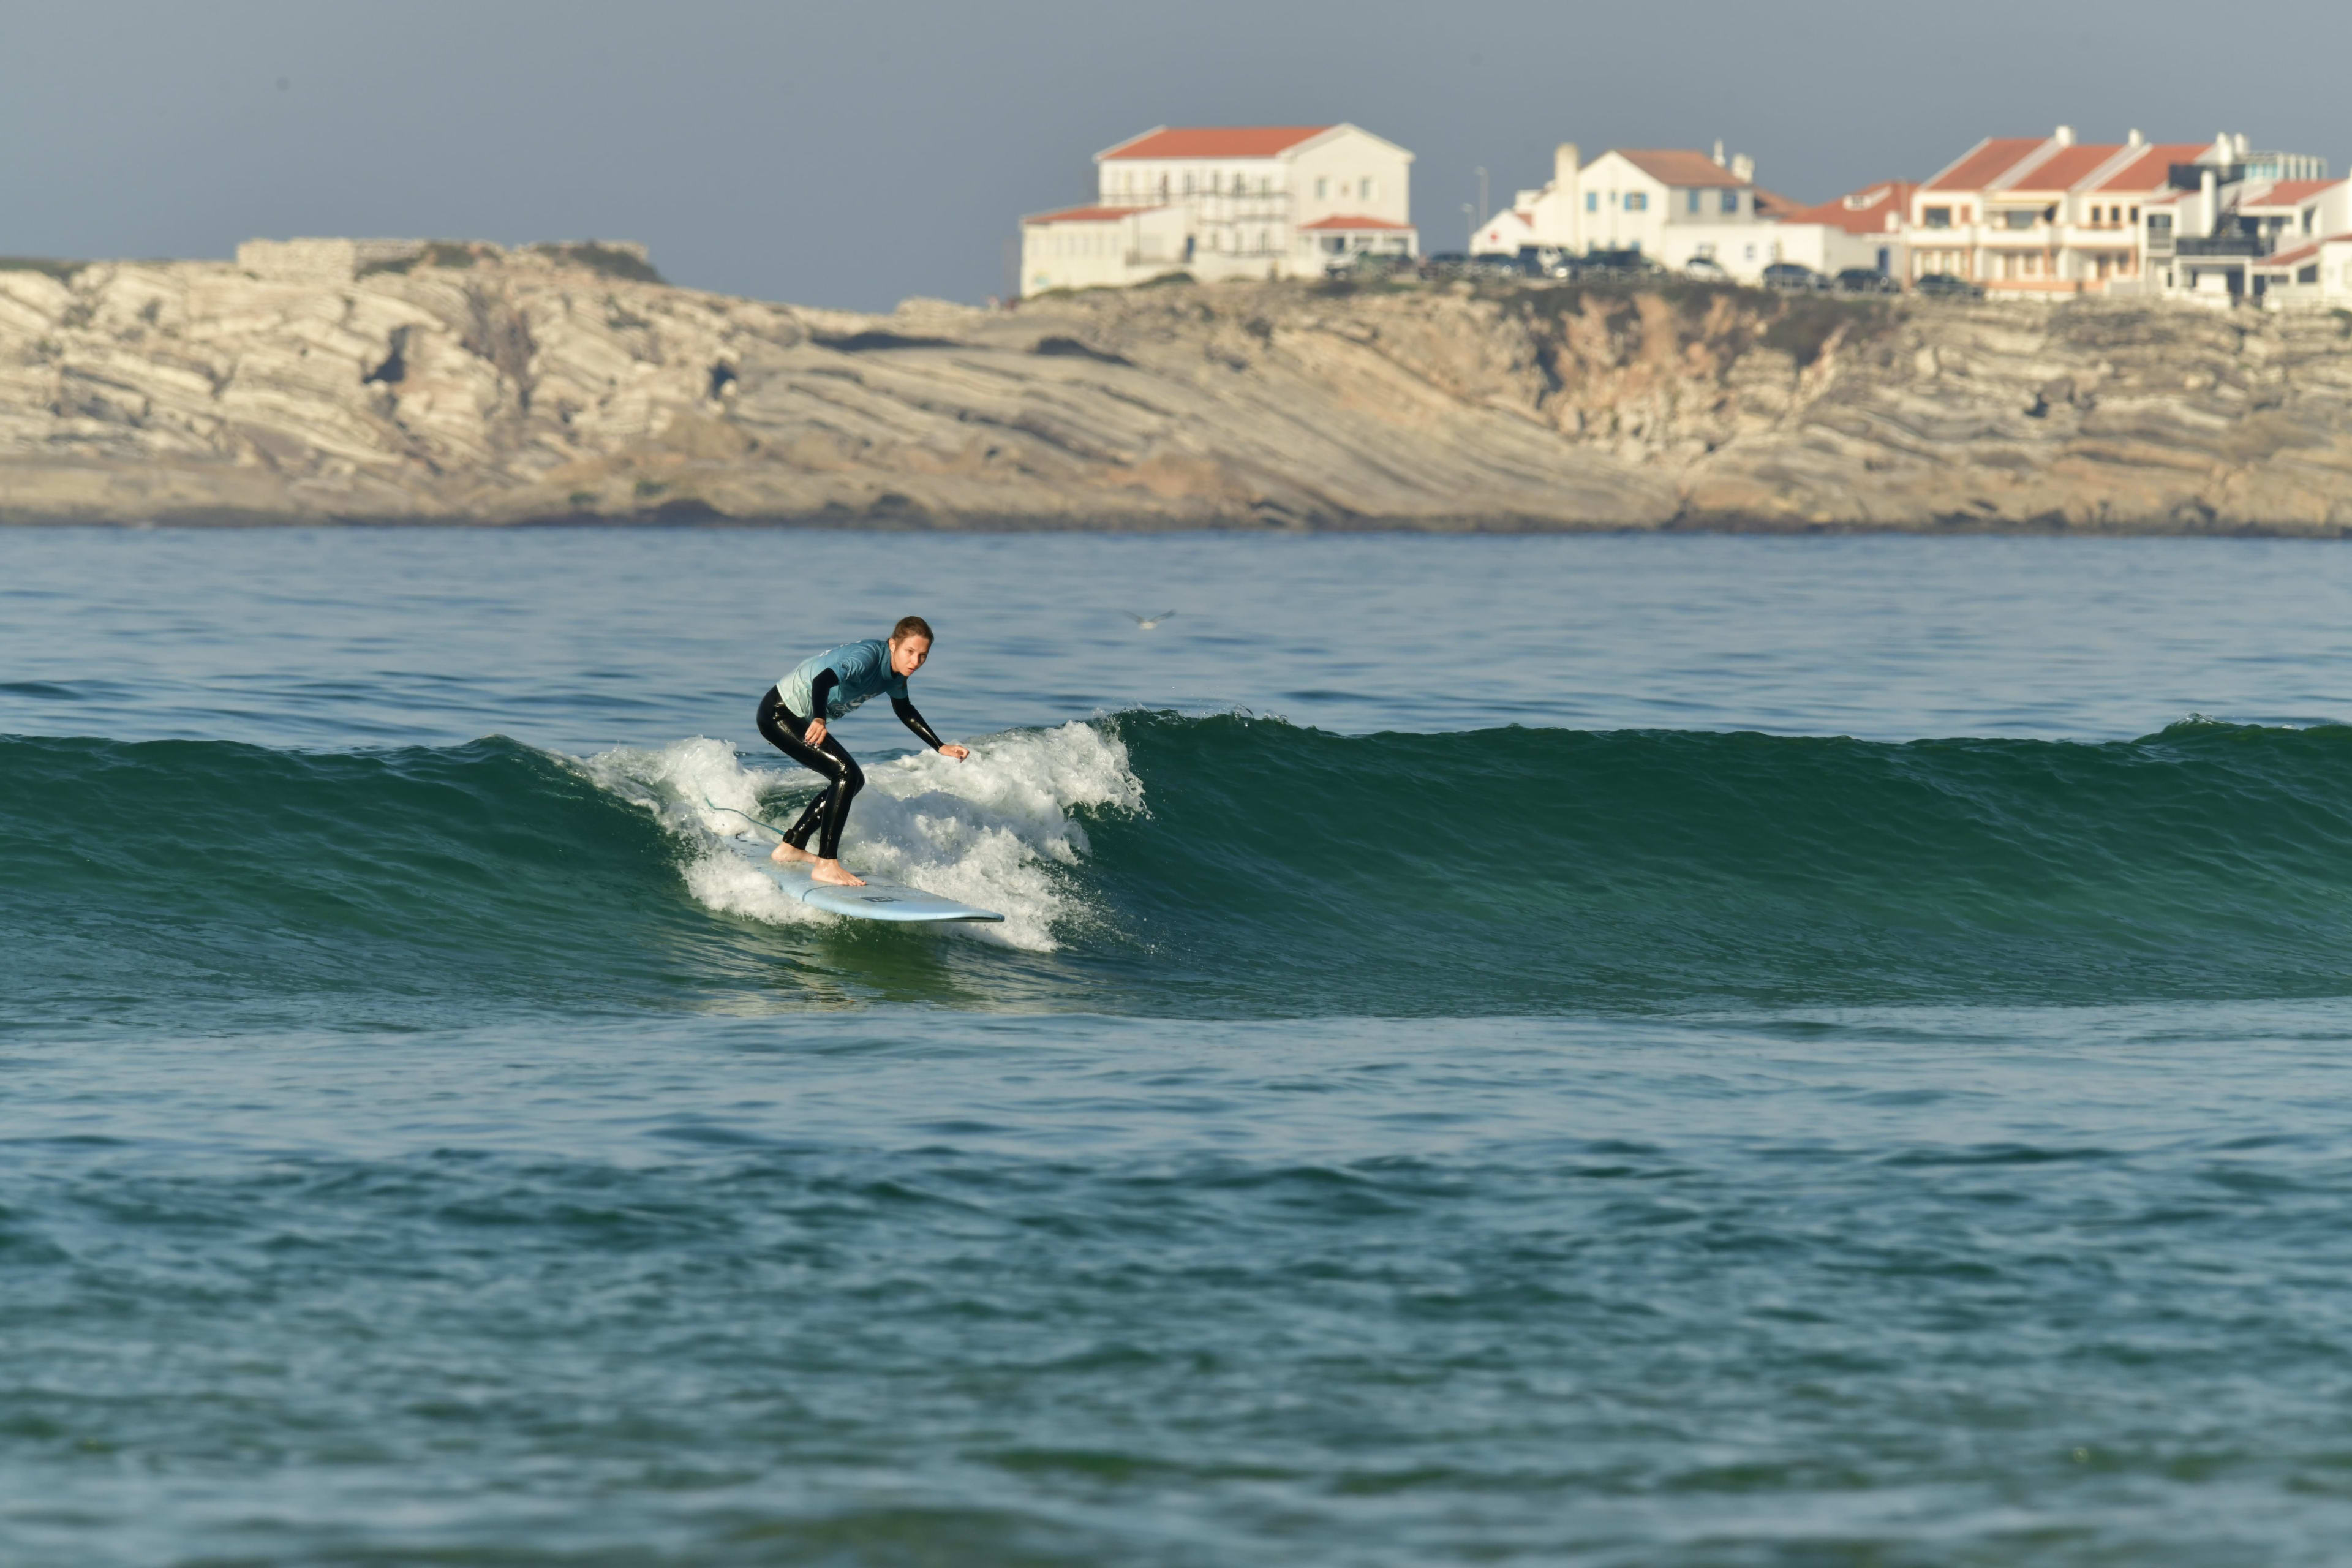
[1128,609,1176,630]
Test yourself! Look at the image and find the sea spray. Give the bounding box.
[578,721,1144,952]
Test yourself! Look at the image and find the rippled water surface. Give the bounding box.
[6,529,2352,1566]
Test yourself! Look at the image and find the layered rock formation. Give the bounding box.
[4,244,2352,530]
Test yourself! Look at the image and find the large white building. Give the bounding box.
[1020,124,1417,296]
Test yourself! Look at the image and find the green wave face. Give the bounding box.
[1088,714,2352,1013]
[10,715,2352,1030]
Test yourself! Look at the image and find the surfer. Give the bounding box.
[756,616,969,887]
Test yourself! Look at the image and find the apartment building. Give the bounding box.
[1019,124,1415,296]
[1907,127,2333,298]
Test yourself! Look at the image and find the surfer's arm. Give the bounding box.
[801,670,839,739]
[893,698,969,761]
[893,697,944,750]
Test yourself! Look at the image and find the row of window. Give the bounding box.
[1928,202,2149,230]
[1579,189,1742,214]
[1105,170,1381,202]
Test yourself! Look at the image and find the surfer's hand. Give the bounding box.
[940,744,970,761]
[804,718,827,747]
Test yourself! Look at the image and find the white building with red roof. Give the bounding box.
[1906,127,2329,298]
[1018,124,1415,296]
[1471,142,1914,283]
[1474,143,1766,263]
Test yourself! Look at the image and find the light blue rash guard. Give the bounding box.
[777,638,907,720]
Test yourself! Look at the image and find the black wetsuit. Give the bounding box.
[754,668,946,860]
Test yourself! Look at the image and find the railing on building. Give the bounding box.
[2174,235,2265,257]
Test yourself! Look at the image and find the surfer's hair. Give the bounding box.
[891,615,935,644]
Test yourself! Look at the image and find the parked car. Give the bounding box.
[1324,251,1412,281]
[1417,251,1471,279]
[1518,246,1577,279]
[1912,272,1985,300]
[1833,268,1899,295]
[1575,247,1665,281]
[1681,255,1731,282]
[1762,262,1829,292]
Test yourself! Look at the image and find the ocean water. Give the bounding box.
[7,529,2352,1565]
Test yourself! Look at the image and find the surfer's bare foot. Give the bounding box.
[810,859,865,887]
[770,842,817,865]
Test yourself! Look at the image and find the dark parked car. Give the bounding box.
[1762,262,1829,292]
[1833,268,1899,294]
[1417,251,1471,279]
[1574,247,1665,281]
[1912,272,1985,300]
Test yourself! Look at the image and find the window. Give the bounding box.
[1923,205,1952,229]
[1585,192,1598,212]
[1314,177,1327,199]
[1721,189,1738,214]
[1183,172,1195,196]
[1687,189,1702,214]
[2128,206,2138,221]
[2002,209,2036,230]
[1625,192,1648,211]
[1359,177,1373,198]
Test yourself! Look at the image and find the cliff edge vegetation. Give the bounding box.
[5,247,2352,531]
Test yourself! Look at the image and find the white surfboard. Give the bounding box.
[724,835,1005,924]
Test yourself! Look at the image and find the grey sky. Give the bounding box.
[6,0,2348,313]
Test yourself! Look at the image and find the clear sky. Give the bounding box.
[6,0,2348,313]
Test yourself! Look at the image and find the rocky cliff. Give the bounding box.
[5,246,2352,531]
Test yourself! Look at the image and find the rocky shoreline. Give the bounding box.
[4,247,2351,532]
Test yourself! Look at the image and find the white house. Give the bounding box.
[1020,123,1417,296]
[1471,143,1838,280]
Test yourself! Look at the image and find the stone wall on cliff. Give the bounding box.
[4,247,2351,530]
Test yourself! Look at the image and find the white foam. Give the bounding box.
[573,722,1142,951]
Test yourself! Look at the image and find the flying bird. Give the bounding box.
[1128,610,1176,630]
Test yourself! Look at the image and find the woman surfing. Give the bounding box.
[756,616,968,887]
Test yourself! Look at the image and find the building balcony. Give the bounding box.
[2174,235,2265,258]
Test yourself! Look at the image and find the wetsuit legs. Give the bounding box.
[755,690,864,860]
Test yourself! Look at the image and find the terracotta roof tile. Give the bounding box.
[1099,126,1332,160]
[1298,214,1414,230]
[2243,178,2340,209]
[2005,143,2126,190]
[2095,145,2212,192]
[1022,205,1143,225]
[1612,149,1747,189]
[2256,231,2352,268]
[1926,138,2049,191]
[1777,181,1921,235]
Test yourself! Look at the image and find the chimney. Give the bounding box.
[2128,127,2145,148]
[2054,124,2075,146]
[1556,143,1580,244]
[2201,165,2218,235]
[1731,152,1755,184]
[1713,139,1726,167]
[2234,131,2250,158]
